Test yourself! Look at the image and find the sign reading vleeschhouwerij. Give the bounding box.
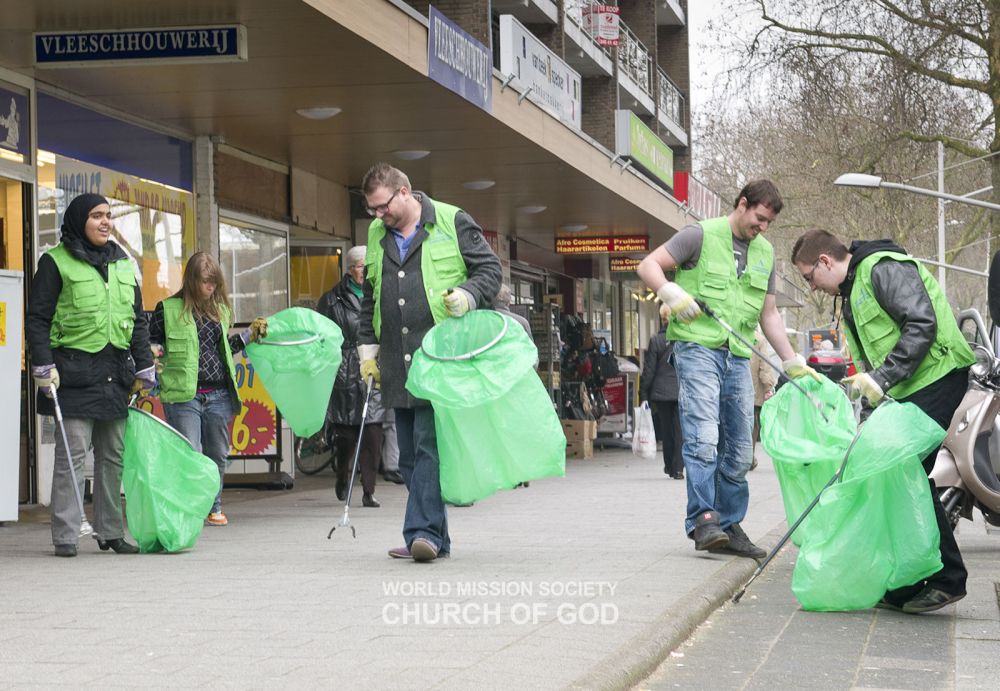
[35,25,247,67]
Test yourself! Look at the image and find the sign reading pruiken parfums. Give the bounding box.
[555,235,648,254]
[35,25,247,67]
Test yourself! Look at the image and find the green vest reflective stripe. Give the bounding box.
[158,297,240,404]
[47,243,136,352]
[365,198,468,339]
[667,216,772,358]
[844,251,975,398]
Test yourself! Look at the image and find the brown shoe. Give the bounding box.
[362,493,380,508]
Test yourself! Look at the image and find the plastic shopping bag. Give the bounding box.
[122,407,220,553]
[632,402,656,459]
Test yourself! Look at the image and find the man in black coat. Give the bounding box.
[640,312,683,479]
[358,163,501,562]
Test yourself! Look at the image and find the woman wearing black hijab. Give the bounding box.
[26,193,155,557]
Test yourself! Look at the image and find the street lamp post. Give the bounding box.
[834,166,1000,296]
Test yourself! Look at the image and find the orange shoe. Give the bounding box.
[206,512,228,526]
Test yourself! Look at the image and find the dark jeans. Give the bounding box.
[885,368,969,604]
[653,400,683,476]
[333,423,383,495]
[396,406,450,555]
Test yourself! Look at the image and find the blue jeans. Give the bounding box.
[395,406,450,555]
[164,389,235,514]
[673,341,754,535]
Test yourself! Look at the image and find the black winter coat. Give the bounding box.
[26,243,153,420]
[316,277,384,426]
[639,328,679,403]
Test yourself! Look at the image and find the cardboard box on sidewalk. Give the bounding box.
[561,419,597,458]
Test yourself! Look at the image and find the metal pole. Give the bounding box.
[938,141,947,295]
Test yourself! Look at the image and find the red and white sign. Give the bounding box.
[674,171,722,220]
[583,5,621,47]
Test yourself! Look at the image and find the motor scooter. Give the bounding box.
[930,308,1000,530]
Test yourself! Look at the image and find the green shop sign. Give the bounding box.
[614,110,673,189]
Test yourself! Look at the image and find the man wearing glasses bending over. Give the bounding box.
[357,162,501,562]
[637,179,819,559]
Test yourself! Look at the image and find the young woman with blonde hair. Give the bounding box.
[149,252,267,526]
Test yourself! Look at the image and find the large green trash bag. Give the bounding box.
[761,376,857,545]
[791,401,944,611]
[406,310,566,504]
[245,307,343,437]
[122,408,220,553]
[764,378,946,611]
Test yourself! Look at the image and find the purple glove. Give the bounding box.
[31,364,60,398]
[131,366,157,396]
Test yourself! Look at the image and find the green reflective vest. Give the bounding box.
[844,251,974,398]
[667,216,772,358]
[365,198,468,339]
[158,297,240,404]
[47,243,137,352]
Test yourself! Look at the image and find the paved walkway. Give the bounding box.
[1,446,995,690]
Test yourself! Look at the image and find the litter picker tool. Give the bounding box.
[732,426,865,603]
[694,298,830,424]
[327,374,375,539]
[50,386,94,537]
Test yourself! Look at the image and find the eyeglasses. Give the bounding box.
[365,190,399,217]
[801,259,821,285]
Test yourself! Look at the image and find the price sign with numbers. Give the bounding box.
[228,336,280,459]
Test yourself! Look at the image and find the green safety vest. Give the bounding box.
[365,198,468,339]
[158,297,240,404]
[667,216,772,358]
[47,243,137,352]
[844,250,974,398]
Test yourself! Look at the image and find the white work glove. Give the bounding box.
[443,288,474,318]
[656,282,701,323]
[358,344,380,385]
[32,364,60,398]
[841,372,885,405]
[782,354,823,382]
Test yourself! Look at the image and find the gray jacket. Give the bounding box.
[359,192,502,409]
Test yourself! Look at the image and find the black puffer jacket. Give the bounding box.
[316,277,384,426]
[639,327,678,403]
[27,245,152,419]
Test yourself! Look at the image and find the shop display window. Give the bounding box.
[219,217,289,322]
[289,242,342,310]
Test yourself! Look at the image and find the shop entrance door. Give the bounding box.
[0,176,31,508]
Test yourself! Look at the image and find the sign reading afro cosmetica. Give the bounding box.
[615,110,674,189]
[35,25,247,67]
[555,235,648,254]
[428,7,492,113]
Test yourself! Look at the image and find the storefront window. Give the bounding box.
[289,242,342,310]
[220,217,289,321]
[37,151,195,308]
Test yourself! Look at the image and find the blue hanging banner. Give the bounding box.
[427,7,492,113]
[35,25,247,67]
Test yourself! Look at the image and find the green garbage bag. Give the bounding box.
[122,407,220,553]
[764,380,945,611]
[246,307,343,437]
[406,310,565,504]
[761,376,857,545]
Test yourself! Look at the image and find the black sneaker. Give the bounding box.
[692,510,729,551]
[901,586,966,614]
[709,523,766,560]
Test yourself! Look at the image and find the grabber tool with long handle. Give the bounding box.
[693,298,830,424]
[328,374,375,539]
[50,386,94,537]
[732,427,865,603]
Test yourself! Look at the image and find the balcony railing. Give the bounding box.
[617,19,653,100]
[656,66,685,130]
[564,0,613,59]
